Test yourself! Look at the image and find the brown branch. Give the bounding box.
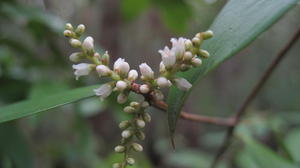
[211,27,300,168]
[130,83,235,126]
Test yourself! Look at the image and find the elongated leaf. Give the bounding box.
[0,85,98,123]
[167,0,299,138]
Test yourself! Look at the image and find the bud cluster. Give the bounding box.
[63,23,213,168]
[113,101,150,168]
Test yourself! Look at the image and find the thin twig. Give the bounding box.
[211,28,300,168]
[130,83,235,126]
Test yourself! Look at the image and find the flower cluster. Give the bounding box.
[64,23,213,168]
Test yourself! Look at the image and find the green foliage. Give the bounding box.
[238,135,297,168]
[167,0,299,139]
[0,85,98,123]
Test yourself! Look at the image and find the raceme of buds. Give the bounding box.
[63,23,213,168]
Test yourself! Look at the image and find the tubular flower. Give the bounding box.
[72,63,93,80]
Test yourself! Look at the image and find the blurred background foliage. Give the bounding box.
[0,0,300,167]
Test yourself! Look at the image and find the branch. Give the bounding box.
[130,83,235,127]
[211,27,300,168]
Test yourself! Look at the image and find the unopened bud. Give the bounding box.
[191,57,202,66]
[119,120,130,129]
[114,145,125,153]
[184,39,193,50]
[132,143,143,152]
[82,36,94,53]
[128,69,138,81]
[101,51,110,65]
[202,30,214,39]
[183,51,193,61]
[140,84,150,94]
[121,130,132,139]
[126,158,135,165]
[116,81,127,91]
[199,49,210,58]
[130,102,140,108]
[143,113,151,122]
[136,119,145,128]
[124,106,135,114]
[94,52,101,60]
[75,24,85,34]
[64,30,73,37]
[69,52,83,62]
[136,130,145,140]
[192,37,201,46]
[157,77,171,88]
[65,23,73,30]
[117,93,128,104]
[69,39,81,48]
[159,62,166,73]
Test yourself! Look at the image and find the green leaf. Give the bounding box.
[0,85,98,123]
[167,0,299,138]
[239,135,297,168]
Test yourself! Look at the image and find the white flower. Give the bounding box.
[140,84,150,94]
[94,84,113,99]
[96,65,111,76]
[116,80,127,91]
[199,49,210,58]
[121,130,132,138]
[170,37,186,59]
[128,69,138,81]
[174,77,192,91]
[157,77,171,88]
[139,63,154,79]
[69,52,83,62]
[82,36,94,52]
[159,46,176,68]
[72,63,93,80]
[114,58,130,75]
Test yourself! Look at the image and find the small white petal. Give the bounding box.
[170,37,186,59]
[159,61,166,73]
[96,65,111,76]
[174,78,192,91]
[128,69,138,81]
[94,84,113,99]
[159,46,176,68]
[72,63,92,80]
[157,77,171,88]
[139,63,154,79]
